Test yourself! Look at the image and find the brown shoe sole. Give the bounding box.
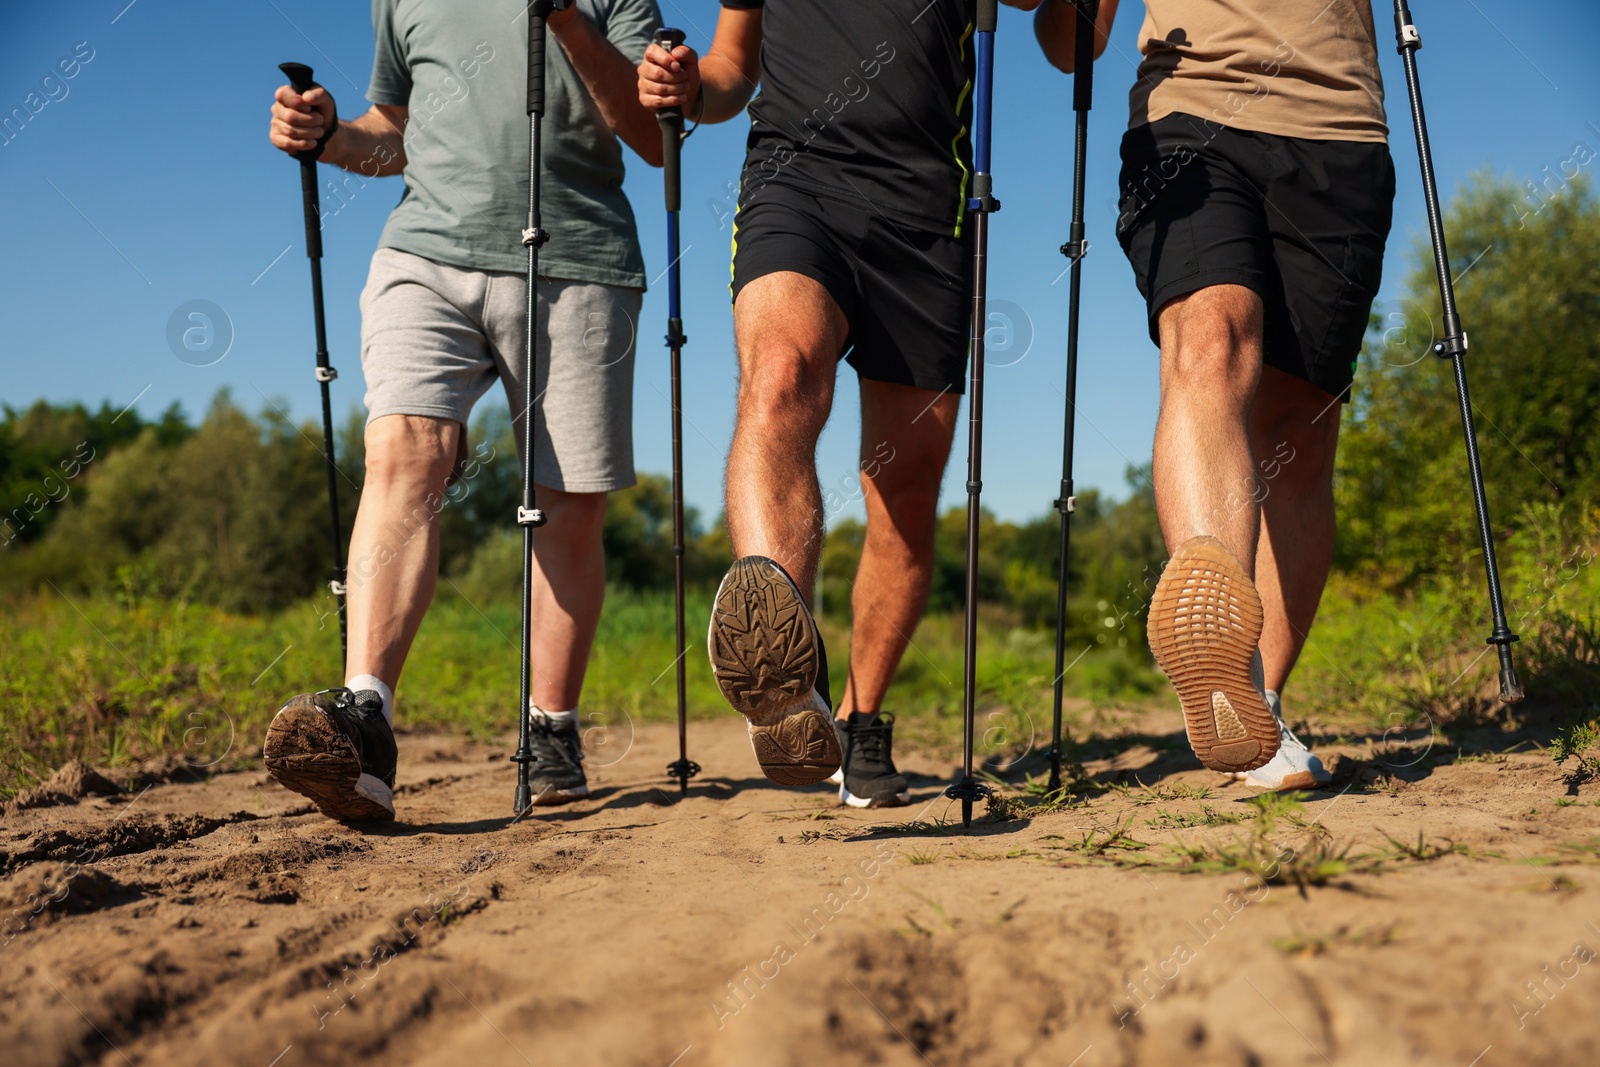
[1148,536,1280,774]
[709,556,841,787]
[264,697,395,822]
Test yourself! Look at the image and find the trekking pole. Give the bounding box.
[946,0,1000,829]
[1046,0,1098,793]
[279,62,348,667]
[511,0,568,816]
[653,27,701,794]
[1392,1,1523,702]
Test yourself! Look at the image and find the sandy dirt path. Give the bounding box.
[4,712,1600,1067]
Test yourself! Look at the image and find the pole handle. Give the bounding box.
[977,0,998,33]
[278,62,336,164]
[653,28,687,212]
[1072,0,1097,111]
[278,62,325,259]
[525,1,571,116]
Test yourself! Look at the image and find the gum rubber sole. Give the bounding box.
[1148,536,1280,774]
[264,697,395,822]
[709,556,841,786]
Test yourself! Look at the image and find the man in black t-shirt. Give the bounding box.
[639,0,1040,808]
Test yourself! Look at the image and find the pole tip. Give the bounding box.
[1498,667,1526,704]
[513,781,532,816]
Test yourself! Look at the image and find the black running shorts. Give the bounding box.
[1115,113,1395,399]
[731,183,972,394]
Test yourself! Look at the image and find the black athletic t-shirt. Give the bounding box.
[723,0,975,235]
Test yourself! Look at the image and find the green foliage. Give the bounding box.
[1337,172,1600,586]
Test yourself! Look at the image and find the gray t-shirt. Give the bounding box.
[367,0,659,287]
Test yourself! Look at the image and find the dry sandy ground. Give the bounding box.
[4,711,1600,1067]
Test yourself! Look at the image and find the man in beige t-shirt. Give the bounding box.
[1038,1,1395,790]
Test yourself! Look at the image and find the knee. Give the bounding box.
[539,487,608,539]
[737,348,834,431]
[364,416,459,491]
[1157,288,1264,402]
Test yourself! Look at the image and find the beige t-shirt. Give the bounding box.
[1129,0,1388,143]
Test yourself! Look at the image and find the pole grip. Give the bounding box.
[654,28,686,213]
[278,61,333,164]
[279,63,324,259]
[527,4,548,116]
[977,0,998,33]
[1072,0,1097,111]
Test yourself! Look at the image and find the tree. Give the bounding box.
[1335,172,1600,585]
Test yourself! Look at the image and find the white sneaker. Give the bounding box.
[1226,691,1331,791]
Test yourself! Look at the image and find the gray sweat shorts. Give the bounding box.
[359,247,641,493]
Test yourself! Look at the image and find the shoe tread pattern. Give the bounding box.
[264,696,395,822]
[749,707,842,787]
[709,557,818,716]
[1148,537,1280,773]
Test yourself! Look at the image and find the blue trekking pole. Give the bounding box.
[653,27,701,793]
[947,0,1000,828]
[1047,0,1099,792]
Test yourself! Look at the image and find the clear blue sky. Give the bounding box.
[3,1,1596,525]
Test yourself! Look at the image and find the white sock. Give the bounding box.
[346,674,394,726]
[529,704,577,725]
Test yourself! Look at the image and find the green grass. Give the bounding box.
[0,584,1164,794]
[6,514,1598,795]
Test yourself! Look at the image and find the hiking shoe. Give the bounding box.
[1148,536,1280,774]
[708,555,841,786]
[1227,692,1331,791]
[265,688,397,822]
[829,712,910,808]
[526,714,590,805]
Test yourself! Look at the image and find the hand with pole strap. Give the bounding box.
[511,0,572,816]
[1391,0,1523,702]
[277,62,349,667]
[1046,0,1098,793]
[652,26,702,793]
[947,0,1001,829]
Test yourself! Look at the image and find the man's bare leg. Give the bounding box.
[710,271,849,787]
[724,272,850,591]
[1151,284,1265,565]
[1147,284,1281,773]
[837,380,960,716]
[1250,366,1342,697]
[346,414,461,689]
[525,487,609,711]
[345,415,607,711]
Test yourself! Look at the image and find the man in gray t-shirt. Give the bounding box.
[263,0,662,822]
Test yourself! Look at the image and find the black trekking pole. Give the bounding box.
[946,0,1001,829]
[1392,1,1523,702]
[653,27,701,794]
[1046,0,1098,793]
[279,62,348,667]
[511,0,569,816]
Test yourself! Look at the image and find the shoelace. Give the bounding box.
[529,718,583,768]
[850,718,895,769]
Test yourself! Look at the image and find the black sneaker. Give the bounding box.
[264,688,397,822]
[708,555,841,787]
[527,714,590,805]
[830,712,911,808]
